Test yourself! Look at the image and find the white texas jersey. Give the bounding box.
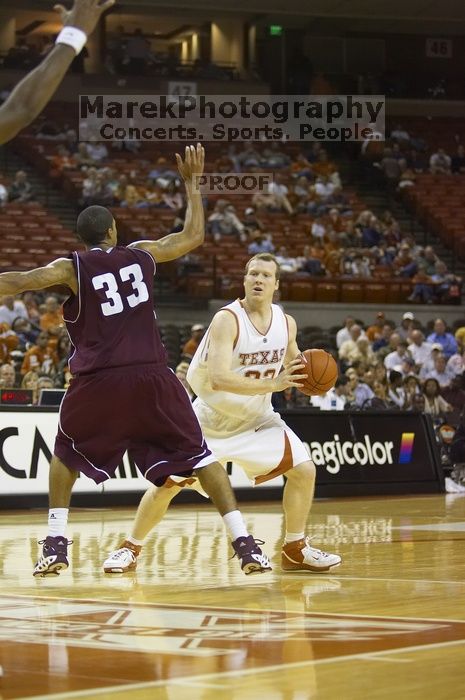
[187,299,289,435]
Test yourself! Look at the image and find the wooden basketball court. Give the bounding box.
[1,494,465,699]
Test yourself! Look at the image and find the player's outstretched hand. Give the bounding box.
[54,0,115,37]
[176,143,205,184]
[273,358,307,392]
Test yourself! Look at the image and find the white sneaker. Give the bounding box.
[282,537,342,572]
[445,477,465,493]
[103,541,141,573]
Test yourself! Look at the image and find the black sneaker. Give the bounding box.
[231,535,272,575]
[33,536,71,577]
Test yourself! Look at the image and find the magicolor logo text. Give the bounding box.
[303,433,414,475]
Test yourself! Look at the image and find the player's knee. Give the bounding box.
[288,460,316,484]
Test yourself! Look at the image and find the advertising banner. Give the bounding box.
[0,408,443,502]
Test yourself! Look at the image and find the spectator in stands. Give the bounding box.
[420,343,444,376]
[339,324,363,367]
[407,149,428,173]
[310,375,349,410]
[424,353,454,388]
[0,322,19,364]
[119,184,145,208]
[430,261,462,304]
[427,318,458,358]
[21,291,40,322]
[75,142,96,169]
[248,235,275,255]
[235,143,261,169]
[372,323,394,353]
[366,312,386,342]
[290,152,313,179]
[9,170,35,203]
[0,295,28,327]
[242,207,264,237]
[377,331,401,363]
[395,312,415,340]
[342,251,372,277]
[266,174,294,215]
[376,148,401,184]
[345,368,375,408]
[408,268,435,304]
[388,370,406,408]
[336,316,355,349]
[446,347,465,378]
[161,181,183,210]
[11,317,39,350]
[384,339,411,371]
[451,144,465,175]
[208,200,246,243]
[397,159,416,190]
[21,331,58,376]
[429,148,452,175]
[261,143,290,169]
[312,150,340,186]
[422,378,452,420]
[182,324,205,361]
[21,370,39,403]
[392,244,417,278]
[86,140,109,163]
[390,124,410,143]
[408,330,433,370]
[403,374,422,408]
[40,296,63,334]
[441,376,465,425]
[51,145,76,173]
[297,245,326,276]
[0,362,17,389]
[275,246,299,273]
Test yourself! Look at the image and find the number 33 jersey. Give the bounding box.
[63,247,167,374]
[187,299,289,436]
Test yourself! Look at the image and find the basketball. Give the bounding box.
[296,349,338,396]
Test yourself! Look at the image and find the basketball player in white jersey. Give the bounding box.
[104,253,341,574]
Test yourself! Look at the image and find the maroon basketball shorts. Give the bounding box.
[54,363,216,485]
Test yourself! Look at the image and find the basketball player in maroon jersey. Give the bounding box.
[0,144,274,577]
[0,0,114,145]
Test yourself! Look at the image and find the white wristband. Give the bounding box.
[55,27,87,56]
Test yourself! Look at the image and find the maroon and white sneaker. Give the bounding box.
[33,536,71,577]
[232,536,272,575]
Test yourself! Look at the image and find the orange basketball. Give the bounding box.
[297,349,338,396]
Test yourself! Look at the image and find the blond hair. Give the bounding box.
[244,253,281,280]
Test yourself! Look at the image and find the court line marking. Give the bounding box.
[363,654,413,663]
[5,591,465,624]
[16,638,465,700]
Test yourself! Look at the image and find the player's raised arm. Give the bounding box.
[0,258,77,296]
[207,310,307,395]
[0,0,114,144]
[130,144,205,262]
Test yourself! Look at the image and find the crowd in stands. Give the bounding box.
[0,171,36,206]
[0,292,71,403]
[14,119,461,304]
[272,312,465,429]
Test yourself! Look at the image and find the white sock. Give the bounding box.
[223,510,249,541]
[48,508,69,538]
[284,531,305,544]
[127,535,144,546]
